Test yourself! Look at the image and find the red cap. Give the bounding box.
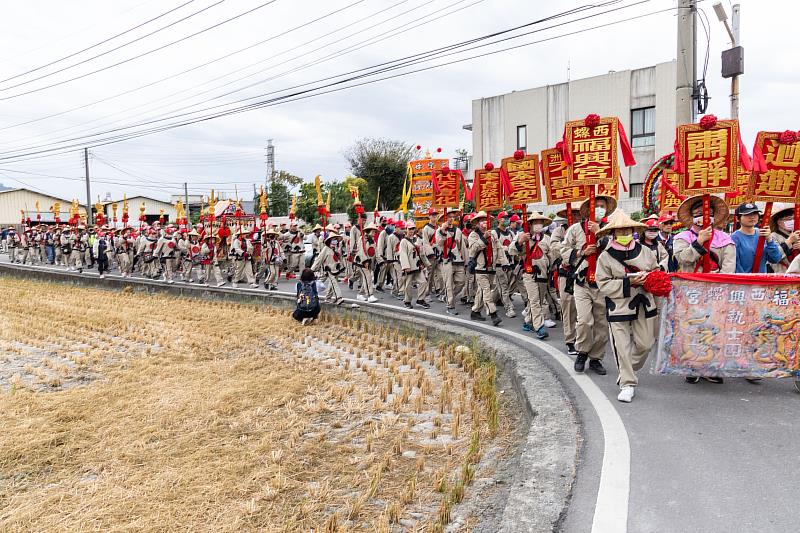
[497,211,509,219]
[427,208,438,216]
[509,214,521,223]
[657,213,676,224]
[645,219,659,228]
[395,220,406,229]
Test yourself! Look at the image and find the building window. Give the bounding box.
[516,125,527,151]
[629,183,644,198]
[631,107,655,147]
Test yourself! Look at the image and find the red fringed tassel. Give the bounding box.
[644,270,673,297]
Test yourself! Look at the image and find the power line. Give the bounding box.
[0,1,667,165]
[0,0,200,85]
[0,0,281,100]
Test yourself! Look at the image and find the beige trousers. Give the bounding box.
[574,283,608,360]
[521,274,546,330]
[403,269,429,303]
[609,315,656,388]
[234,259,255,284]
[441,261,466,308]
[558,276,577,344]
[472,273,496,314]
[492,267,514,313]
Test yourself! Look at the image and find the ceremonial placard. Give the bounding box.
[543,148,618,205]
[501,153,541,204]
[658,171,683,213]
[655,274,800,379]
[725,168,754,209]
[431,168,461,208]
[408,157,448,226]
[675,120,741,195]
[749,131,800,202]
[564,116,620,187]
[473,168,504,212]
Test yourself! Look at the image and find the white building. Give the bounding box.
[468,61,682,214]
[102,195,178,226]
[0,188,76,227]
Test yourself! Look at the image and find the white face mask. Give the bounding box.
[693,215,714,226]
[782,219,795,232]
[532,224,543,233]
[645,230,659,240]
[595,207,606,219]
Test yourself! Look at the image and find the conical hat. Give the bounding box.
[677,195,729,230]
[579,195,618,220]
[770,202,795,233]
[363,223,378,231]
[525,211,552,225]
[471,210,489,222]
[596,210,647,237]
[312,224,323,231]
[187,229,200,237]
[556,206,581,219]
[324,231,343,243]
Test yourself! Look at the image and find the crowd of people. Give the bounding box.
[3,195,799,403]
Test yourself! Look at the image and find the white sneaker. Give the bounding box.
[250,283,259,288]
[506,309,516,318]
[367,295,379,303]
[357,294,367,301]
[216,281,226,287]
[617,386,635,403]
[544,319,557,328]
[301,318,310,326]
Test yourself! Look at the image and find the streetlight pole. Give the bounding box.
[713,2,741,119]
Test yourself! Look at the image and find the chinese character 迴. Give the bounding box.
[765,140,800,168]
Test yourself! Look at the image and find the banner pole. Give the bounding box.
[566,202,573,226]
[702,194,712,273]
[587,186,597,283]
[752,201,772,273]
[792,205,800,262]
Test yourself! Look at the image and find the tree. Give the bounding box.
[271,170,302,187]
[343,138,418,211]
[268,181,289,217]
[296,181,319,224]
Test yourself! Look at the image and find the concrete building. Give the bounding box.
[102,195,178,226]
[468,61,681,214]
[0,188,76,226]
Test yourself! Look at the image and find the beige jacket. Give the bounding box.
[509,232,551,282]
[399,236,424,273]
[467,230,507,273]
[436,224,467,264]
[596,243,659,322]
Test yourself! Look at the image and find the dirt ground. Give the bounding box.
[0,278,517,531]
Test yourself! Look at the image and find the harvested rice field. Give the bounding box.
[0,278,514,531]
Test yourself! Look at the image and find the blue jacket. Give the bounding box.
[731,229,782,273]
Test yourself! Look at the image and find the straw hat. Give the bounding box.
[525,211,552,225]
[596,210,647,238]
[770,202,795,233]
[677,195,729,230]
[264,228,278,236]
[187,229,200,237]
[238,227,252,235]
[363,223,378,232]
[471,210,489,222]
[578,195,617,220]
[437,207,462,223]
[312,224,323,232]
[324,231,343,244]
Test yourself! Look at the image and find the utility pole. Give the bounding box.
[266,139,275,185]
[184,182,190,223]
[730,4,740,119]
[676,0,697,125]
[84,148,92,225]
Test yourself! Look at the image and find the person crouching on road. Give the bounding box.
[398,224,431,309]
[293,268,323,326]
[595,211,659,403]
[467,211,505,326]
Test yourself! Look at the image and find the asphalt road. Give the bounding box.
[2,257,799,533]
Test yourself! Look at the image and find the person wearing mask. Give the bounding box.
[348,216,379,303]
[491,211,518,319]
[673,195,736,384]
[262,227,284,290]
[561,196,617,375]
[595,211,660,403]
[398,224,431,309]
[375,220,394,292]
[639,216,670,270]
[467,211,505,326]
[510,212,553,340]
[656,213,678,272]
[767,203,800,273]
[421,209,444,297]
[311,232,345,306]
[731,203,783,273]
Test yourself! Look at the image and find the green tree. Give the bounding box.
[343,138,418,211]
[268,181,289,216]
[272,170,302,187]
[296,181,319,224]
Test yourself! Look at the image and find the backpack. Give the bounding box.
[297,281,319,312]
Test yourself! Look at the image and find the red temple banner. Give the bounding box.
[431,168,463,208]
[473,168,504,212]
[543,148,618,205]
[675,120,742,195]
[564,116,622,187]
[658,170,684,213]
[655,274,800,378]
[408,157,448,226]
[501,154,541,205]
[749,131,800,202]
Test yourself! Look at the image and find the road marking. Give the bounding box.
[0,262,630,531]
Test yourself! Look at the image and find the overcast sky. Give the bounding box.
[0,0,794,202]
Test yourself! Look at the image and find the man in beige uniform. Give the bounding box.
[311,232,345,305]
[467,211,505,326]
[561,196,617,375]
[384,221,404,299]
[421,209,443,296]
[551,207,581,356]
[262,228,283,290]
[154,228,179,283]
[349,217,378,303]
[398,224,430,309]
[595,210,659,403]
[285,222,304,279]
[491,211,518,318]
[231,228,258,288]
[435,208,466,316]
[509,212,553,340]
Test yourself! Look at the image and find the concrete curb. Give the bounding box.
[0,264,581,531]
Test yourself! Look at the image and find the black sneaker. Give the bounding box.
[703,376,724,384]
[574,353,588,373]
[685,376,700,383]
[589,359,607,375]
[445,307,459,316]
[460,296,468,304]
[566,343,578,356]
[404,302,413,309]
[376,286,384,292]
[416,300,430,309]
[490,312,502,327]
[470,311,485,321]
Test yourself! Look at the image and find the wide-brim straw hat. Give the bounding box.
[597,210,648,238]
[363,223,378,232]
[187,229,200,237]
[312,224,323,231]
[471,210,489,222]
[579,195,618,220]
[770,202,795,233]
[525,211,552,225]
[556,206,582,219]
[677,195,729,230]
[324,232,343,243]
